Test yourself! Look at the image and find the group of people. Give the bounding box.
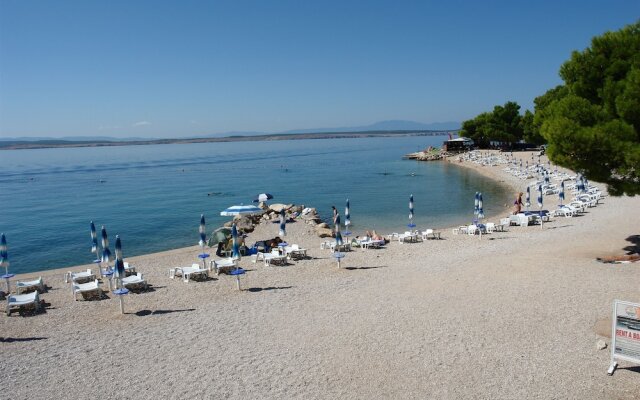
[331,205,387,244]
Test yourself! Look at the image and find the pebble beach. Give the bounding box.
[1,151,639,399]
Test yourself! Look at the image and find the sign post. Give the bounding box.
[608,300,640,375]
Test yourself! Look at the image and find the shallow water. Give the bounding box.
[0,136,509,273]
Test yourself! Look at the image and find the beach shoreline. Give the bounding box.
[2,150,639,399]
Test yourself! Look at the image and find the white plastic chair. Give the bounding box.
[485,223,495,233]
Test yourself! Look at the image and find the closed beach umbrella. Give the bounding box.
[537,185,544,229]
[537,185,543,209]
[583,177,589,192]
[544,173,550,186]
[221,204,262,216]
[231,224,241,261]
[525,187,531,210]
[113,235,128,313]
[253,193,274,203]
[279,209,286,239]
[559,181,565,205]
[478,193,484,219]
[101,226,112,264]
[90,221,98,259]
[345,199,351,227]
[408,194,415,228]
[335,215,343,246]
[114,235,125,280]
[0,233,9,275]
[474,192,479,219]
[199,214,206,248]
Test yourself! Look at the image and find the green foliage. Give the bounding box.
[537,21,640,196]
[459,102,525,147]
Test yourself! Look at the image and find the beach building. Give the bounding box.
[442,137,474,152]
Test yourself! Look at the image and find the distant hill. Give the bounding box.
[0,120,460,142]
[280,120,460,135]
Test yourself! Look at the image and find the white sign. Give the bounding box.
[608,300,640,375]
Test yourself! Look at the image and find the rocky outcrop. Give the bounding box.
[219,203,334,240]
[404,148,451,161]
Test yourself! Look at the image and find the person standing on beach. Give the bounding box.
[513,192,524,214]
[332,206,339,228]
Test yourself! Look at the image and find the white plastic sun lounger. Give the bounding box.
[72,279,103,301]
[65,269,96,284]
[121,273,148,291]
[177,264,209,282]
[16,276,45,294]
[210,258,237,275]
[6,291,41,315]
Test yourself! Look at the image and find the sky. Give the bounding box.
[0,1,638,139]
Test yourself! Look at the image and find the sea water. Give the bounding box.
[0,136,510,273]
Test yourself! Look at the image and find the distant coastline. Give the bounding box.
[0,130,453,150]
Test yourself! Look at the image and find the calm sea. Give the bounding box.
[0,136,510,274]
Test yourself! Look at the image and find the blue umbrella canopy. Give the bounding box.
[114,235,125,280]
[101,226,112,263]
[231,224,241,260]
[253,193,274,203]
[408,194,415,227]
[90,221,98,254]
[525,186,531,208]
[199,214,206,247]
[345,199,351,227]
[559,181,565,204]
[537,185,543,209]
[279,209,286,239]
[0,233,9,274]
[221,204,263,216]
[477,193,484,219]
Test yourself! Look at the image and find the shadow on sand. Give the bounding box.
[246,286,293,293]
[134,308,196,317]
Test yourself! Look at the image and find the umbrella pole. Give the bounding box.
[119,296,125,314]
[236,274,241,291]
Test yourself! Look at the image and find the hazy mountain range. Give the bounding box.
[1,120,460,142]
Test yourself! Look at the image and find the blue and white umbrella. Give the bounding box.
[0,233,9,275]
[199,214,207,248]
[114,235,125,280]
[559,181,565,205]
[253,193,274,203]
[101,226,112,264]
[408,194,415,228]
[335,215,343,246]
[537,184,545,228]
[345,199,351,228]
[537,185,543,209]
[525,187,531,210]
[279,209,286,239]
[113,235,128,313]
[477,193,484,219]
[221,204,262,216]
[474,192,479,219]
[90,221,98,257]
[544,172,550,185]
[231,223,241,261]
